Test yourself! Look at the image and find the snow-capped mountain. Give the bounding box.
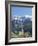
[12,15,32,21]
[11,15,32,32]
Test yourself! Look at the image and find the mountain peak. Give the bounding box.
[11,15,32,21]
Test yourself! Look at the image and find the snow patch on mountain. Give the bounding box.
[11,15,32,21]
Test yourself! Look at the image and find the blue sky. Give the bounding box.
[11,6,32,16]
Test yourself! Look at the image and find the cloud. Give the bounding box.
[24,15,32,21]
[24,15,32,18]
